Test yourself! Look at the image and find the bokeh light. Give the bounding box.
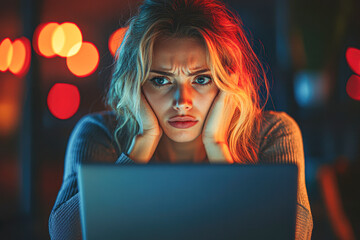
[294,73,312,107]
[108,27,127,56]
[47,83,80,119]
[36,22,59,57]
[0,38,13,72]
[294,71,330,107]
[52,22,82,57]
[0,100,19,136]
[346,47,360,76]
[0,76,23,136]
[66,42,99,77]
[346,74,360,101]
[9,37,31,77]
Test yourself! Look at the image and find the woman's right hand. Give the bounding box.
[127,92,163,163]
[140,91,163,138]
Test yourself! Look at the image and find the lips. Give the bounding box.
[168,115,197,122]
[168,115,198,129]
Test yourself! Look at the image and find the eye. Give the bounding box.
[150,76,171,88]
[194,75,212,86]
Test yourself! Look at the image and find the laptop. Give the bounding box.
[78,164,298,240]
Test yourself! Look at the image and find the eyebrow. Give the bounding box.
[149,68,210,77]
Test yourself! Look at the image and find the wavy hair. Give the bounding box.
[107,0,269,164]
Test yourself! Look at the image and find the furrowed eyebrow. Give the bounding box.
[149,68,210,77]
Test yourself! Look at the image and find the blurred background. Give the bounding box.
[1,0,360,239]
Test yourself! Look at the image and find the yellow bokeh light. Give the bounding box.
[52,25,65,55]
[0,38,13,72]
[52,22,83,58]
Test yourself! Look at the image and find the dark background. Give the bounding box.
[1,0,360,239]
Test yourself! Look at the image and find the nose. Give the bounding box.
[172,84,192,111]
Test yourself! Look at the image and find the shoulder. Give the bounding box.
[69,110,123,146]
[74,110,118,135]
[65,111,120,163]
[258,110,304,164]
[260,111,301,138]
[259,112,312,232]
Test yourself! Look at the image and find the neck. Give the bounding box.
[154,135,207,163]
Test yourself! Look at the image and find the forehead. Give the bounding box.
[151,37,208,71]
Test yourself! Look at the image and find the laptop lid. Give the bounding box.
[78,164,298,240]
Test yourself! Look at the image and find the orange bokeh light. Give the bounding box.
[52,22,83,58]
[346,47,360,76]
[0,100,19,136]
[36,22,59,57]
[9,37,31,77]
[66,42,99,77]
[346,74,360,101]
[108,27,128,56]
[47,83,80,119]
[0,38,13,72]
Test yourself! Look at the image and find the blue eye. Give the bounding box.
[194,75,212,86]
[150,76,171,87]
[149,75,213,88]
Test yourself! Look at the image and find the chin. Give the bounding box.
[170,136,198,143]
[164,129,200,143]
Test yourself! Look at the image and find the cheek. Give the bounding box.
[204,88,219,106]
[142,88,169,117]
[197,90,218,115]
[151,100,167,118]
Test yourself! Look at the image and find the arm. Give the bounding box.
[259,111,313,240]
[48,113,133,240]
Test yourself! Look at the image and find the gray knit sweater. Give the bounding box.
[48,110,313,240]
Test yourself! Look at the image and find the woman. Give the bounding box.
[49,0,313,239]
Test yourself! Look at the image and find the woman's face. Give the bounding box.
[142,37,219,143]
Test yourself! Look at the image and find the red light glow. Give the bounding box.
[346,47,360,76]
[9,37,31,77]
[346,75,360,101]
[47,83,80,119]
[108,27,127,56]
[0,38,13,72]
[66,42,99,77]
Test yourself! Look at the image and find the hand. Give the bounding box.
[127,91,163,163]
[201,90,237,145]
[140,91,163,138]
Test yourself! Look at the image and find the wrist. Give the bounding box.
[203,141,234,164]
[128,134,162,163]
[202,137,226,147]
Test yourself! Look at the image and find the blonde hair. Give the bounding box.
[107,0,269,163]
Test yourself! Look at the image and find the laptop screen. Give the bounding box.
[78,164,298,240]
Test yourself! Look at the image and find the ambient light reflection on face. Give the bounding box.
[142,37,219,143]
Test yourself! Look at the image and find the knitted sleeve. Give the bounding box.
[48,113,134,240]
[258,111,313,240]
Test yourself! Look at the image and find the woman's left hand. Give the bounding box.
[202,90,236,144]
[201,90,237,163]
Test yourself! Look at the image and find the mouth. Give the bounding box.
[168,120,198,129]
[168,115,197,122]
[168,115,198,129]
